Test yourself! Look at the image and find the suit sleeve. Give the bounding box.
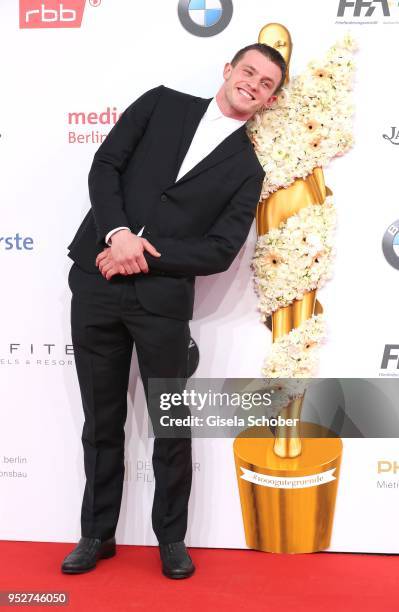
[143,171,265,277]
[88,85,164,245]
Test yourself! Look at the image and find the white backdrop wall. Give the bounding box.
[1,0,399,552]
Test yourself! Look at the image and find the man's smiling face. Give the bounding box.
[221,49,283,120]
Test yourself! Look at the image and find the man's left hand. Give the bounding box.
[96,247,143,280]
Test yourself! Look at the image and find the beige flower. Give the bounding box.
[310,137,322,149]
[314,68,332,79]
[305,119,320,132]
[262,250,282,266]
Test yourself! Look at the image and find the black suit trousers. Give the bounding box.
[68,262,192,544]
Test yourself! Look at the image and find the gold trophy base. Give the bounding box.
[233,423,343,553]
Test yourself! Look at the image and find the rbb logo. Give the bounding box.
[337,0,390,17]
[19,0,86,29]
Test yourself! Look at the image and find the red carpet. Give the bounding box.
[0,541,397,611]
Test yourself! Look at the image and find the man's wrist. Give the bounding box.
[105,226,131,246]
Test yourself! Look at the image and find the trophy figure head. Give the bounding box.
[258,23,292,85]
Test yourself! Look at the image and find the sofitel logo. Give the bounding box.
[337,0,390,17]
[383,127,399,145]
[1,343,74,367]
[19,0,101,29]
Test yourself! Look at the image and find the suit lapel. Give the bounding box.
[172,97,250,186]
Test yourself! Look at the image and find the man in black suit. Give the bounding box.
[62,43,286,579]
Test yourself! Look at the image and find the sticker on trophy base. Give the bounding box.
[239,467,337,489]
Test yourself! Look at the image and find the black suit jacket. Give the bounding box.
[67,85,265,320]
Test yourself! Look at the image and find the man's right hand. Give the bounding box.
[103,229,161,275]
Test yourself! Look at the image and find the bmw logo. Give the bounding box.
[178,0,233,37]
[382,219,399,270]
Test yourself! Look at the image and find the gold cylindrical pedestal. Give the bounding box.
[233,423,342,553]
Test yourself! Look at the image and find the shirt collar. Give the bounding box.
[205,97,248,126]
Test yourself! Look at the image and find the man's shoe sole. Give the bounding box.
[61,545,116,574]
[162,566,195,580]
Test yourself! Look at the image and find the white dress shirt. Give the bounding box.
[105,96,247,245]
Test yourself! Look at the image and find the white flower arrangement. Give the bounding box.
[248,33,356,380]
[252,196,337,318]
[247,33,357,199]
[262,315,327,378]
[263,378,311,415]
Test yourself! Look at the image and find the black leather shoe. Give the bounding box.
[61,536,116,574]
[159,541,195,579]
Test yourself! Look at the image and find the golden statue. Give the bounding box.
[257,23,327,459]
[233,24,356,553]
